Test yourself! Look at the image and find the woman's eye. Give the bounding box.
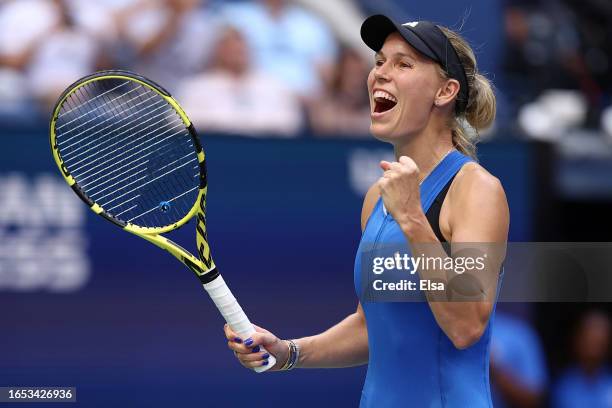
[375,59,384,66]
[399,62,412,68]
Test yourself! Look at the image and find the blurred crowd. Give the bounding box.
[503,0,612,142]
[0,0,371,137]
[3,0,612,142]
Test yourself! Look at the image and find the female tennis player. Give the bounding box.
[224,14,509,407]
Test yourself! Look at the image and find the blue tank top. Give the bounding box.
[354,151,499,407]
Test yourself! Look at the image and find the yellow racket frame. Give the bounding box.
[49,71,216,281]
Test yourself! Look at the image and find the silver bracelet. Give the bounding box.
[281,339,300,371]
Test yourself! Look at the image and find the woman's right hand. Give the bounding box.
[224,323,289,371]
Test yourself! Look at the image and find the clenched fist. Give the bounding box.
[378,156,424,226]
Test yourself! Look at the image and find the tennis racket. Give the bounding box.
[49,70,275,372]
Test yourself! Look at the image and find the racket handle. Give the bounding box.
[202,274,276,373]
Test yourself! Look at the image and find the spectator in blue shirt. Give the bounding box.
[220,0,337,99]
[552,309,612,408]
[490,311,548,408]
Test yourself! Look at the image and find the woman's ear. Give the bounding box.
[434,79,460,108]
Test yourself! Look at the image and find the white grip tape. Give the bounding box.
[203,275,276,373]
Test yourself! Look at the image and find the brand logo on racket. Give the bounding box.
[159,201,171,213]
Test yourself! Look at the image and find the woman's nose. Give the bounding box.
[374,65,391,82]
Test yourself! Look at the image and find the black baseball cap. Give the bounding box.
[361,14,469,113]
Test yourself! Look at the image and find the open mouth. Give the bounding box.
[373,90,397,113]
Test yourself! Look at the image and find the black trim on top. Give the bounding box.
[425,174,456,244]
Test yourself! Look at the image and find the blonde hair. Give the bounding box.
[436,27,496,159]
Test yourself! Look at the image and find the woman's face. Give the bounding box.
[367,32,443,142]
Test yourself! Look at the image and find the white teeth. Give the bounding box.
[373,90,397,103]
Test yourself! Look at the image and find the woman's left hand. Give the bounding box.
[378,156,424,226]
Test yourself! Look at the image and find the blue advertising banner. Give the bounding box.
[0,128,534,407]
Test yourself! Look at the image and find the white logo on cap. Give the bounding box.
[403,21,419,27]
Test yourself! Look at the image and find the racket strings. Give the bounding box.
[57,80,131,119]
[54,77,199,228]
[68,119,184,175]
[60,96,168,157]
[60,82,166,158]
[57,85,145,136]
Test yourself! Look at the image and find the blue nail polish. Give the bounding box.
[252,346,260,353]
[261,360,268,366]
[262,353,270,359]
[244,338,253,346]
[233,338,242,344]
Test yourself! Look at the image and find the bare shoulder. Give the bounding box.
[450,162,506,202]
[446,161,509,241]
[361,183,380,232]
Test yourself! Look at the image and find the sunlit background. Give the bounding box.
[0,0,611,407]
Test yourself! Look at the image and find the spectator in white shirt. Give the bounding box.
[0,0,60,114]
[26,0,102,111]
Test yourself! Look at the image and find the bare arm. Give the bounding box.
[406,164,508,348]
[295,303,368,368]
[379,158,509,349]
[224,184,379,370]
